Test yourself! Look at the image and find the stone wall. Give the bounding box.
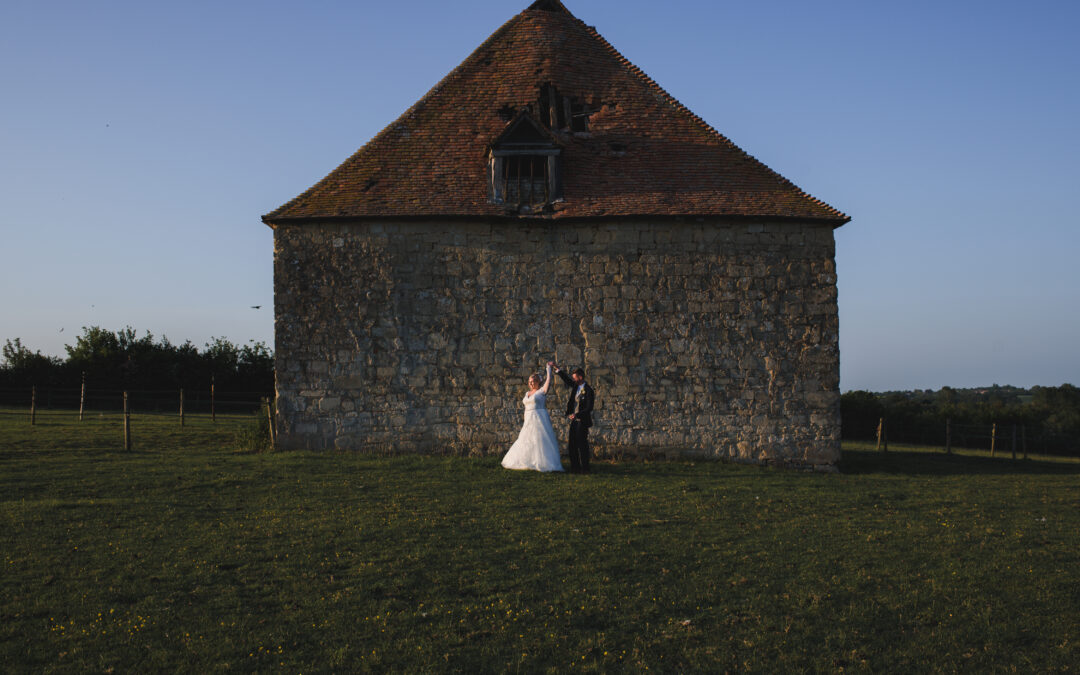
[272,217,841,470]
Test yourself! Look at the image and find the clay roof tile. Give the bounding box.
[263,2,848,225]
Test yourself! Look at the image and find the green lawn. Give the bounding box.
[2,415,1077,673]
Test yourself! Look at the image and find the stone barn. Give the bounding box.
[262,0,850,470]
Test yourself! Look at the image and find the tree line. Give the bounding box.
[1,326,273,395]
[6,329,1076,454]
[841,384,1080,455]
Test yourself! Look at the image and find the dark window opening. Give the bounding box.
[502,155,549,207]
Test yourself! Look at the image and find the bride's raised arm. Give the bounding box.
[540,362,553,394]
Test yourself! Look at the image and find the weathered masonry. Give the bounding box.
[263,0,850,470]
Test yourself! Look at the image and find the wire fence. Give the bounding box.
[0,385,272,420]
[850,417,1078,458]
[1,385,278,454]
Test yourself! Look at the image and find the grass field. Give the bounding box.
[1,413,1077,673]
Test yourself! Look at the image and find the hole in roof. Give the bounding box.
[535,83,600,133]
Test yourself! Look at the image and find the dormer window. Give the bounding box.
[489,113,562,212]
[502,155,551,206]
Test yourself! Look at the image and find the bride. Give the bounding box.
[501,361,564,472]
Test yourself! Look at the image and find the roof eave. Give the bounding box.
[262,212,850,227]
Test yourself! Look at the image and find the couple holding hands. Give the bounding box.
[501,362,595,474]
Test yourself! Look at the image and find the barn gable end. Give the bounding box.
[263,1,848,470]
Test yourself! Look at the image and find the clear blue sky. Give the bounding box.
[2,0,1077,392]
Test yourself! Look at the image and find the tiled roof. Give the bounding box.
[263,0,849,225]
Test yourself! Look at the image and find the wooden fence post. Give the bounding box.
[876,418,887,452]
[30,386,37,425]
[123,392,131,451]
[264,397,276,450]
[211,375,216,423]
[990,423,997,457]
[945,419,952,455]
[180,388,185,428]
[79,372,86,422]
[1011,424,1017,460]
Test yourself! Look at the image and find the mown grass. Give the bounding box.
[1,415,1077,673]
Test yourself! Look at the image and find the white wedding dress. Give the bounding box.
[501,390,564,472]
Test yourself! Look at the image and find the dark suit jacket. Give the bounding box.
[556,370,595,428]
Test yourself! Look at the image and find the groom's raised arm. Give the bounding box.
[553,367,573,387]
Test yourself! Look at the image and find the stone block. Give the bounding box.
[556,343,582,366]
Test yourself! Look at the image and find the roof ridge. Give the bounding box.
[574,18,849,223]
[527,0,571,13]
[264,9,528,221]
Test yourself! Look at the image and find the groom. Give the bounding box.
[553,364,595,473]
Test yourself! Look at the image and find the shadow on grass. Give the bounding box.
[585,461,782,480]
[328,452,768,480]
[840,448,1080,476]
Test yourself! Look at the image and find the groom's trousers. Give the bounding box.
[568,420,590,472]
